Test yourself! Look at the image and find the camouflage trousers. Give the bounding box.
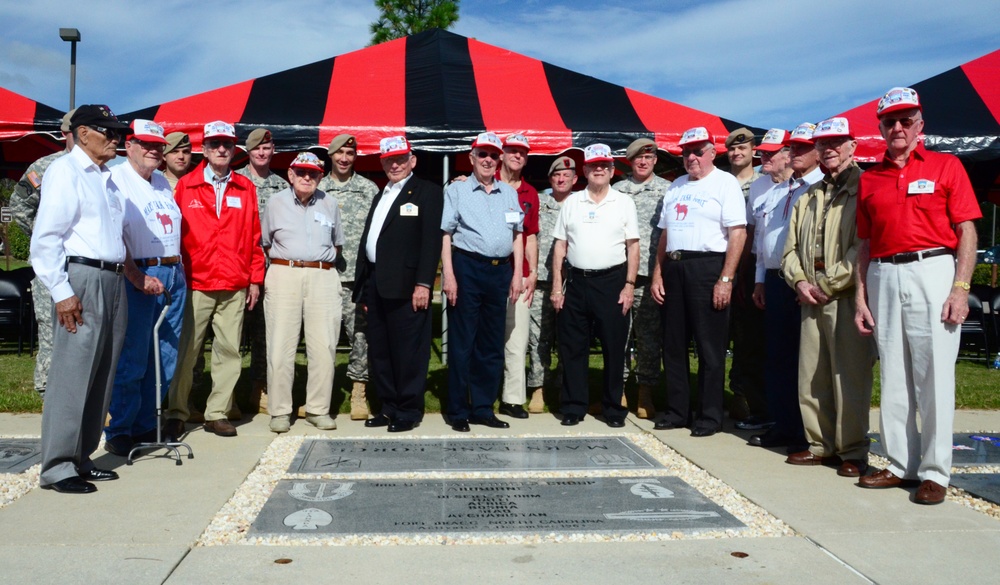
[626,281,663,386]
[31,277,52,397]
[525,283,557,389]
[341,283,368,382]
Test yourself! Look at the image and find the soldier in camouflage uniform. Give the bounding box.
[316,134,378,420]
[235,128,289,416]
[524,156,578,413]
[612,139,669,419]
[161,132,193,191]
[8,109,75,400]
[724,128,767,424]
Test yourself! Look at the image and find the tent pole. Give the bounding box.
[441,154,449,366]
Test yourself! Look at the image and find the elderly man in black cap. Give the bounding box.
[317,134,380,420]
[30,105,145,493]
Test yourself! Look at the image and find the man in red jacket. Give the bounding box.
[164,121,265,439]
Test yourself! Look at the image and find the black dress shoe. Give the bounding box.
[690,427,718,437]
[749,429,790,448]
[131,429,158,444]
[653,420,682,430]
[41,477,96,494]
[561,414,582,426]
[162,418,185,442]
[104,435,133,456]
[498,402,529,419]
[605,417,625,428]
[364,414,391,428]
[469,416,510,429]
[81,468,119,482]
[388,420,417,433]
[451,420,470,433]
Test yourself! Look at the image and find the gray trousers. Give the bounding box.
[40,263,127,486]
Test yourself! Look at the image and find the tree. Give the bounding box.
[369,0,460,45]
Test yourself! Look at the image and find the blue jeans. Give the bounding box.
[106,264,186,439]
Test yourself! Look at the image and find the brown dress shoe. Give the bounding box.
[858,468,920,489]
[837,459,869,478]
[786,450,841,466]
[914,480,947,505]
[204,419,238,437]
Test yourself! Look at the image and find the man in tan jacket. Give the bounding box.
[781,117,875,478]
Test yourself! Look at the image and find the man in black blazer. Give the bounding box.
[353,136,443,432]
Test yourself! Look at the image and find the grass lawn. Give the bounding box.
[1,333,998,414]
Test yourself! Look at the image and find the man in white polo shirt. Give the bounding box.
[550,144,639,428]
[651,127,746,437]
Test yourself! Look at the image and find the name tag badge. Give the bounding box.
[505,211,521,224]
[584,210,598,223]
[908,179,935,194]
[226,196,242,209]
[314,211,334,227]
[400,203,419,217]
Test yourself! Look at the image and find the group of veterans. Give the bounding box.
[12,85,978,507]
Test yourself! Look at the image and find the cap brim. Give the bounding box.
[291,164,324,172]
[755,143,787,152]
[380,148,411,159]
[584,157,614,163]
[877,103,922,117]
[133,134,166,144]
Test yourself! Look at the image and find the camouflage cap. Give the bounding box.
[163,132,191,154]
[60,108,77,133]
[725,127,755,148]
[548,156,576,175]
[245,128,272,151]
[327,134,357,155]
[626,138,657,160]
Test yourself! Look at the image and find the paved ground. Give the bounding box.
[1,409,999,585]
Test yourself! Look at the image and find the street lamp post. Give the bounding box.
[59,28,81,110]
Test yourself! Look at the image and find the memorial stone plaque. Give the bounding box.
[0,439,41,474]
[290,437,663,473]
[869,433,1000,466]
[950,473,1000,505]
[249,476,744,537]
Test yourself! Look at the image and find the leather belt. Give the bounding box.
[814,260,826,271]
[570,263,625,277]
[873,247,953,265]
[270,258,335,270]
[135,255,181,267]
[66,256,125,275]
[454,247,510,266]
[668,250,724,261]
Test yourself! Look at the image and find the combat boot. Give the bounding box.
[636,384,655,419]
[527,387,545,414]
[350,381,369,420]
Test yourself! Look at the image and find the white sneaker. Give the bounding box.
[269,415,290,433]
[305,414,337,430]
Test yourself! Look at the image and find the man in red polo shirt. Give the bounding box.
[854,87,980,505]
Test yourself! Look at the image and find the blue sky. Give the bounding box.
[1,0,996,130]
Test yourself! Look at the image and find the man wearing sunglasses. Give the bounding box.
[855,88,981,505]
[651,127,747,437]
[236,128,289,416]
[441,132,524,432]
[30,105,135,493]
[164,121,265,439]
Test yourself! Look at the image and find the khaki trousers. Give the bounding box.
[167,289,247,422]
[502,283,531,404]
[265,264,341,417]
[798,295,875,460]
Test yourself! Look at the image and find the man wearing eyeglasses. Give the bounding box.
[781,118,874,478]
[355,137,443,433]
[651,127,747,437]
[261,152,343,433]
[551,144,639,428]
[854,88,981,505]
[11,108,75,402]
[164,121,265,439]
[746,124,825,452]
[30,105,135,493]
[441,132,524,432]
[317,134,380,421]
[235,128,289,416]
[102,120,184,456]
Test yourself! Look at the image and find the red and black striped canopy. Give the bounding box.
[0,87,64,179]
[123,29,752,155]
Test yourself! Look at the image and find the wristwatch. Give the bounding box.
[953,280,971,291]
[719,276,733,283]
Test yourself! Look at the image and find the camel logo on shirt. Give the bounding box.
[157,212,174,234]
[674,203,689,221]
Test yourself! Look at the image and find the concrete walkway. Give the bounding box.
[1,409,998,585]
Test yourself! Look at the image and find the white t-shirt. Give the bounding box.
[113,161,182,259]
[657,168,745,253]
[553,187,639,270]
